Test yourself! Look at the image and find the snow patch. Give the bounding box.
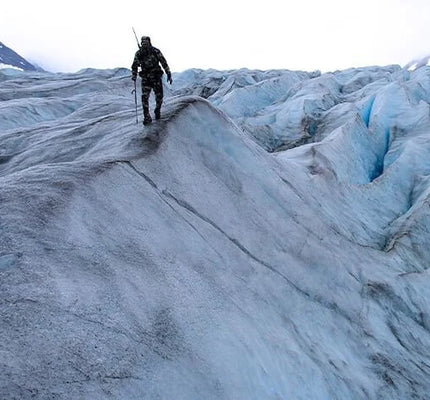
[0,63,23,71]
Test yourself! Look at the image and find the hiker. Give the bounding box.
[131,36,172,125]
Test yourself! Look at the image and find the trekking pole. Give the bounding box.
[132,80,138,124]
[132,27,141,49]
[131,28,140,124]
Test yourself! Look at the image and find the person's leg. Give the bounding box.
[141,82,152,125]
[153,79,164,119]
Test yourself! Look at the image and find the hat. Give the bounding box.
[141,36,151,44]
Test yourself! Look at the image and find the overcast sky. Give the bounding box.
[2,0,430,73]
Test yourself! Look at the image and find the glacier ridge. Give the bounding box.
[1,65,430,399]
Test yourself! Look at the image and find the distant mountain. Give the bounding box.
[0,41,37,71]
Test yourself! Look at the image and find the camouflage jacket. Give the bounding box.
[131,46,170,80]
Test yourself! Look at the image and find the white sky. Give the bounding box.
[2,0,430,73]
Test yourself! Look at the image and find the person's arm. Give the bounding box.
[131,51,139,81]
[156,49,172,84]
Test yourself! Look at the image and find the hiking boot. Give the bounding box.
[143,115,152,125]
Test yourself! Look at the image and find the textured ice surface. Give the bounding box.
[1,65,430,399]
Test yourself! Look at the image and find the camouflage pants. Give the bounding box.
[141,77,163,117]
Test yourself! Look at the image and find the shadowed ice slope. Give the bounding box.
[1,67,430,399]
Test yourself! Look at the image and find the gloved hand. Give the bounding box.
[167,73,173,85]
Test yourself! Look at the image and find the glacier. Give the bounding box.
[1,64,430,399]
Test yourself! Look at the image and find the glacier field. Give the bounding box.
[1,64,430,399]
